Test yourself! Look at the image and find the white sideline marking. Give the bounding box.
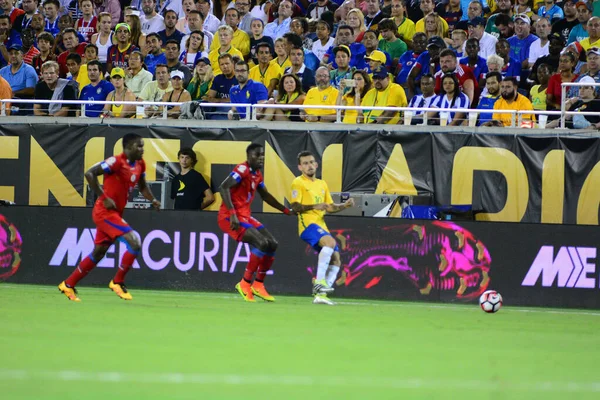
[1,369,600,392]
[2,283,600,317]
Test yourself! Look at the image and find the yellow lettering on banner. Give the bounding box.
[541,150,565,224]
[114,138,180,181]
[322,144,343,192]
[375,144,417,195]
[0,136,19,202]
[451,147,528,222]
[192,140,251,211]
[84,137,106,202]
[29,137,85,206]
[263,142,296,213]
[577,161,600,225]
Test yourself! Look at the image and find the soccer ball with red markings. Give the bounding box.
[479,290,503,313]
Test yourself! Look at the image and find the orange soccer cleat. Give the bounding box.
[58,281,81,302]
[109,280,133,300]
[235,280,256,302]
[251,281,275,302]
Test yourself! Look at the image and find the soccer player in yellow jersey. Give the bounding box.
[290,151,355,305]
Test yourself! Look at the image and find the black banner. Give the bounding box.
[0,124,599,224]
[2,207,600,309]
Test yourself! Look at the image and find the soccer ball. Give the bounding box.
[479,290,503,313]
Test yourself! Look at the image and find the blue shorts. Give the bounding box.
[300,223,339,253]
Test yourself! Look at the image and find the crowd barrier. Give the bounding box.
[1,206,599,309]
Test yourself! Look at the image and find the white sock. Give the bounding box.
[316,247,334,281]
[325,265,340,287]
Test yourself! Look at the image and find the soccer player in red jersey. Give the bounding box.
[58,134,160,302]
[218,143,293,302]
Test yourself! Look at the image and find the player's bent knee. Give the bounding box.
[267,238,278,252]
[320,235,336,249]
[92,246,109,260]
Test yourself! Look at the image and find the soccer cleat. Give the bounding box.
[313,294,335,305]
[109,280,133,300]
[251,281,275,302]
[58,281,81,302]
[235,281,256,302]
[312,279,334,296]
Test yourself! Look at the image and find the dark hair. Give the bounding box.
[277,73,304,101]
[163,9,178,18]
[0,15,10,24]
[495,13,513,27]
[497,38,510,47]
[165,39,180,50]
[85,43,98,54]
[348,69,372,98]
[466,37,479,47]
[439,48,457,59]
[37,31,55,45]
[87,59,102,69]
[441,73,461,107]
[147,32,161,41]
[378,18,397,33]
[420,73,435,82]
[224,7,240,18]
[337,24,354,35]
[66,53,82,63]
[363,29,379,38]
[486,71,502,82]
[218,53,233,63]
[43,0,60,8]
[62,27,78,38]
[291,17,308,34]
[235,60,249,71]
[188,9,204,20]
[178,148,197,166]
[502,76,519,86]
[247,143,263,155]
[297,150,315,164]
[256,41,273,52]
[123,133,142,149]
[283,32,303,48]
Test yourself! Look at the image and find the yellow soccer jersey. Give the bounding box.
[290,175,333,235]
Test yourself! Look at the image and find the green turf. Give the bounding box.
[1,284,599,400]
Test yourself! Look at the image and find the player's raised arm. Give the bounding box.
[257,185,292,215]
[219,174,242,230]
[85,163,117,210]
[138,174,161,211]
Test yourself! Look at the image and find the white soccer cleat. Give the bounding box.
[312,279,335,295]
[313,294,335,305]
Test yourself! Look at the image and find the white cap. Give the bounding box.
[579,76,596,85]
[170,70,184,79]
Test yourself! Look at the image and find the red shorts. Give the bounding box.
[92,208,132,246]
[217,213,264,242]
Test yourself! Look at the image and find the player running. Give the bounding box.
[290,151,354,305]
[218,143,293,302]
[58,134,160,302]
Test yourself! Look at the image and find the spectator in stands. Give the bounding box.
[283,31,320,72]
[57,28,87,78]
[416,0,448,37]
[90,13,113,68]
[54,14,87,56]
[15,0,37,35]
[336,69,370,123]
[272,38,291,70]
[29,13,45,42]
[466,0,484,21]
[530,32,563,83]
[435,48,477,105]
[264,0,293,40]
[84,44,99,63]
[65,53,89,93]
[208,25,243,75]
[364,0,389,31]
[450,29,468,58]
[0,45,37,99]
[210,8,250,57]
[439,0,462,33]
[346,7,367,42]
[513,0,533,19]
[496,39,522,79]
[284,45,315,92]
[530,63,552,111]
[396,31,426,88]
[427,73,469,125]
[43,0,61,36]
[145,33,166,75]
[205,54,237,118]
[124,9,147,52]
[228,60,267,119]
[174,0,195,33]
[289,17,313,51]
[322,25,366,69]
[390,0,416,48]
[360,66,407,124]
[485,54,505,85]
[361,30,388,72]
[378,18,407,65]
[158,70,191,119]
[407,35,446,99]
[187,57,213,100]
[180,10,213,51]
[180,30,207,69]
[93,0,121,29]
[20,27,38,65]
[467,16,497,59]
[249,41,280,97]
[494,13,515,40]
[125,51,152,98]
[0,15,21,68]
[79,60,114,117]
[31,32,55,78]
[75,0,97,43]
[476,71,502,125]
[423,12,444,40]
[0,0,20,25]
[198,0,220,35]
[568,1,593,44]
[107,23,138,74]
[234,0,254,35]
[249,18,273,65]
[158,10,185,46]
[507,14,537,71]
[365,50,388,76]
[0,74,11,114]
[140,0,165,35]
[164,40,192,86]
[301,66,339,122]
[546,50,578,110]
[538,0,564,23]
[546,75,600,128]
[307,0,339,21]
[139,64,173,111]
[485,76,533,126]
[329,44,355,89]
[262,73,305,121]
[529,18,551,68]
[551,0,578,44]
[33,60,78,116]
[406,73,435,124]
[460,38,488,86]
[100,67,136,118]
[485,0,513,39]
[580,17,600,51]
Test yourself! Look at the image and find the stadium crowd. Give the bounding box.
[0,0,599,127]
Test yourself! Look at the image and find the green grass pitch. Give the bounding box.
[1,283,599,400]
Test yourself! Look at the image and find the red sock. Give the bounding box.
[113,251,137,284]
[255,255,275,282]
[243,253,262,282]
[65,256,97,287]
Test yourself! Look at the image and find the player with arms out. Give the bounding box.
[290,151,354,305]
[58,133,161,302]
[218,143,293,303]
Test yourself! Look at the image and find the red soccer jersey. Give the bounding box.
[95,153,146,215]
[434,64,479,97]
[76,16,98,43]
[219,161,264,217]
